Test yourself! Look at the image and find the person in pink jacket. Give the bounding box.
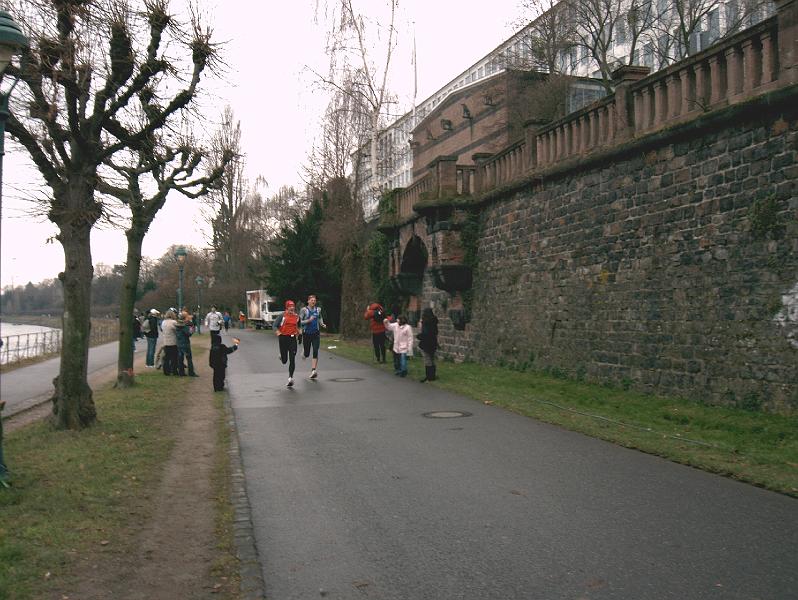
[384,315,413,377]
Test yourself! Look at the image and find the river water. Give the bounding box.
[0,322,62,364]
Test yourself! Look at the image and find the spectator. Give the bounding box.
[384,315,413,377]
[364,302,387,363]
[143,309,160,368]
[209,337,239,392]
[176,310,198,377]
[160,309,179,375]
[205,305,223,344]
[417,307,439,382]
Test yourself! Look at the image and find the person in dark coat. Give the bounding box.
[417,307,439,382]
[176,310,197,377]
[209,337,239,391]
[144,309,160,367]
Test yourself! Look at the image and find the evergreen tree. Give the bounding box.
[267,201,342,330]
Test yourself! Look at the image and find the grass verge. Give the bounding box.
[0,364,230,600]
[328,338,798,497]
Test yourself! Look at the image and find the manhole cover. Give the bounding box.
[423,411,472,419]
[330,377,364,383]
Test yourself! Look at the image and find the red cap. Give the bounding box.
[285,300,295,308]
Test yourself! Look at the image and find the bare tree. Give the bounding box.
[650,0,770,66]
[513,0,579,74]
[99,130,230,388]
[312,0,399,203]
[6,0,218,429]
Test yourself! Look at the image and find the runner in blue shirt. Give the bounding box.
[299,294,326,379]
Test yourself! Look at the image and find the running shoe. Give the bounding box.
[310,369,318,379]
[287,377,294,387]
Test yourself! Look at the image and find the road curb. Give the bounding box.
[224,394,266,600]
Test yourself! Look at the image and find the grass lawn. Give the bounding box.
[0,362,236,600]
[327,338,798,497]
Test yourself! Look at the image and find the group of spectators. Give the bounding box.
[134,306,240,389]
[364,303,439,383]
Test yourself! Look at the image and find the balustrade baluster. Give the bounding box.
[678,68,692,116]
[761,31,775,83]
[708,55,724,104]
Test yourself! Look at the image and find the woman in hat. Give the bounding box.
[274,300,301,387]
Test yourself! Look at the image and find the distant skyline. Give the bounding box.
[1,0,526,289]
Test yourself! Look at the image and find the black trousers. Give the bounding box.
[163,345,179,375]
[279,335,297,377]
[303,331,321,359]
[371,332,386,361]
[212,366,226,391]
[210,330,221,345]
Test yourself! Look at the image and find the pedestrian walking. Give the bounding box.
[143,308,160,368]
[417,307,439,382]
[176,309,198,377]
[223,310,231,332]
[160,309,179,375]
[209,337,239,392]
[274,300,301,387]
[205,305,223,344]
[364,302,387,363]
[384,315,413,377]
[299,294,326,379]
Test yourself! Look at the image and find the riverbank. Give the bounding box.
[0,317,118,373]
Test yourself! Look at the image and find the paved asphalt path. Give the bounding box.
[228,329,797,600]
[1,340,131,417]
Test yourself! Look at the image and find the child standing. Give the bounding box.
[274,300,301,387]
[384,315,414,377]
[209,337,239,392]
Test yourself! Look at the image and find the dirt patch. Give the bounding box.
[54,350,236,599]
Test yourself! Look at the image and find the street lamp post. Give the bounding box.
[174,246,187,311]
[195,275,204,333]
[0,9,29,488]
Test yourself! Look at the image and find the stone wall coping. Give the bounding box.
[473,82,798,207]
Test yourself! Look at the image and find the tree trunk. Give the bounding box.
[53,213,97,430]
[116,229,146,388]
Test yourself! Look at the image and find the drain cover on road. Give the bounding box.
[330,377,364,383]
[423,411,472,419]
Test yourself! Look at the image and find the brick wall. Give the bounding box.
[431,106,797,411]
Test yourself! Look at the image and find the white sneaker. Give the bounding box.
[310,369,318,380]
[287,377,294,387]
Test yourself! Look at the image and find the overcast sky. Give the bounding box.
[1,0,526,289]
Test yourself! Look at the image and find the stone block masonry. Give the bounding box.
[450,108,797,411]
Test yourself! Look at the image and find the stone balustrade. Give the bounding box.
[396,172,432,220]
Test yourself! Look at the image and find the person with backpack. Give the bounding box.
[143,308,160,368]
[274,300,301,387]
[364,302,387,363]
[299,294,326,379]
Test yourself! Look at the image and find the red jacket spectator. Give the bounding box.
[364,303,386,334]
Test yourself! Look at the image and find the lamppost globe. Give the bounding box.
[0,11,28,75]
[173,246,187,311]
